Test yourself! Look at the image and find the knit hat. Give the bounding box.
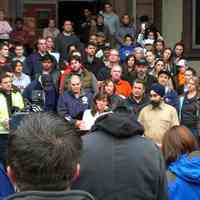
[150,83,165,97]
[135,58,148,66]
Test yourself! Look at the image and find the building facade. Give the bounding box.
[0,0,200,70]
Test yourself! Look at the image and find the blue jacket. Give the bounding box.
[119,45,135,63]
[23,80,58,112]
[57,90,93,124]
[24,52,43,80]
[0,163,15,200]
[164,89,179,111]
[167,151,200,200]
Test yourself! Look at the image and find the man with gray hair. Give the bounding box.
[111,65,132,97]
[133,47,145,61]
[57,75,93,129]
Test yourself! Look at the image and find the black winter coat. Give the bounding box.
[72,111,168,200]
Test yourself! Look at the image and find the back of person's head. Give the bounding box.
[162,125,197,165]
[7,113,82,191]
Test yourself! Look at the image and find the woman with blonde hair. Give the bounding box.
[178,76,200,143]
[162,125,200,200]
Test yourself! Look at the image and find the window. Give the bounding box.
[183,0,200,59]
[192,0,200,48]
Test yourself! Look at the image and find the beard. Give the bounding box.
[150,100,161,108]
[137,72,146,80]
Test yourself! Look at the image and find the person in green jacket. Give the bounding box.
[0,72,24,166]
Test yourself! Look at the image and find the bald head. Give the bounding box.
[70,75,82,94]
[111,65,122,81]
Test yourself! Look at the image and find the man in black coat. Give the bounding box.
[83,42,105,80]
[72,106,168,200]
[125,79,149,117]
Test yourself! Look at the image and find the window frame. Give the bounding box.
[183,0,200,59]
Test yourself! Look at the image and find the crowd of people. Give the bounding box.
[0,2,200,200]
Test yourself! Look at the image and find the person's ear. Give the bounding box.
[7,166,17,186]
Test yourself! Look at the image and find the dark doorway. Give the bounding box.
[58,1,104,35]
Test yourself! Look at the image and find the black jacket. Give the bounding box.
[180,94,199,128]
[124,95,149,117]
[6,190,95,200]
[72,111,168,200]
[83,57,105,80]
[129,73,157,94]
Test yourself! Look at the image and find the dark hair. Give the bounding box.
[173,41,185,57]
[15,17,24,24]
[101,79,116,94]
[66,43,78,54]
[186,67,197,76]
[7,113,82,191]
[104,2,112,7]
[162,125,197,165]
[121,14,130,22]
[35,37,46,51]
[124,34,134,41]
[40,53,54,62]
[139,15,149,23]
[11,60,23,71]
[0,72,10,83]
[91,92,110,116]
[155,58,164,66]
[163,47,173,63]
[14,42,24,48]
[0,42,8,50]
[69,55,82,63]
[144,27,158,40]
[125,54,135,64]
[85,41,97,48]
[158,70,171,78]
[153,39,165,55]
[145,49,154,54]
[132,79,145,90]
